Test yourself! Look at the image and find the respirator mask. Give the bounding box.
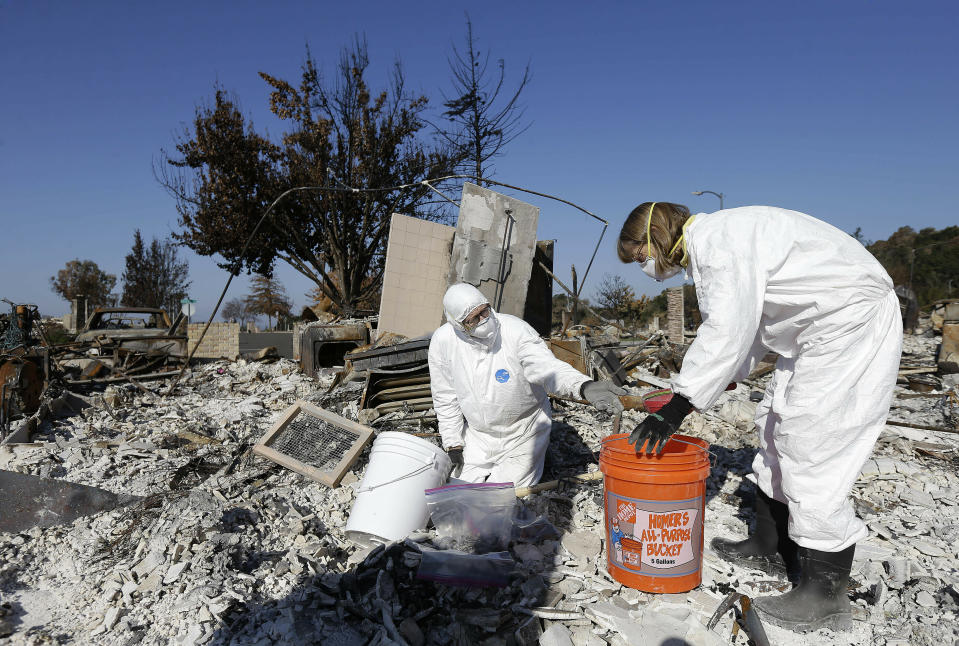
[641,257,682,281]
[462,304,496,339]
[640,202,685,282]
[468,317,497,339]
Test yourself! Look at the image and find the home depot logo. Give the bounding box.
[615,500,635,524]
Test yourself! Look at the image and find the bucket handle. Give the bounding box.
[356,454,441,494]
[600,435,718,469]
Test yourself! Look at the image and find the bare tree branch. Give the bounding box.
[435,15,532,182]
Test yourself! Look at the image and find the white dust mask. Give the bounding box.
[641,257,682,281]
[469,316,497,339]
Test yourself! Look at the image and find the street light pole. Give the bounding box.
[692,190,724,210]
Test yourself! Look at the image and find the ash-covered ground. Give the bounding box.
[1,328,957,646]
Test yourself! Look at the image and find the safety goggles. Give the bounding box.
[461,304,491,332]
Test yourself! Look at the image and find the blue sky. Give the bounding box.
[1,1,956,319]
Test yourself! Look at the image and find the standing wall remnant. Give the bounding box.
[447,183,540,320]
[376,186,552,339]
[666,287,684,345]
[188,322,240,359]
[377,214,456,339]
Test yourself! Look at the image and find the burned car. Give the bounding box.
[64,307,187,381]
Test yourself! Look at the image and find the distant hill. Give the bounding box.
[867,225,959,307]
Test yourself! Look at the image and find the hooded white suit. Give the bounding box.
[670,207,902,552]
[428,284,592,487]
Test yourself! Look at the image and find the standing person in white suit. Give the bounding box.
[617,202,902,633]
[428,283,627,488]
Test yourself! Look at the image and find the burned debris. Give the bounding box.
[1,330,955,645]
[1,303,188,445]
[1,185,958,646]
[1,303,53,440]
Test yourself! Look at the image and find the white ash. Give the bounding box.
[0,331,957,646]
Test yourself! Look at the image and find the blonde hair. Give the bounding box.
[617,202,691,273]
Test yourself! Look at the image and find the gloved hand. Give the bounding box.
[446,446,464,475]
[581,380,628,414]
[629,393,693,455]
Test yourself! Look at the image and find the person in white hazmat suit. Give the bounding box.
[429,283,627,488]
[617,202,901,633]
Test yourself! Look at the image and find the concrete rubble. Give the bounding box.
[0,320,957,645]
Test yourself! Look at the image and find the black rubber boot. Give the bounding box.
[752,544,855,632]
[710,489,799,580]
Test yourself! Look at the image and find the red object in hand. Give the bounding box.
[640,383,734,414]
[641,389,674,414]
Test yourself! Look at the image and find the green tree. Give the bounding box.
[245,275,292,330]
[436,15,531,182]
[50,259,116,308]
[867,225,959,306]
[122,231,148,302]
[158,39,456,316]
[120,230,191,317]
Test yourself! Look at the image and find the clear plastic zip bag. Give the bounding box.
[425,481,516,553]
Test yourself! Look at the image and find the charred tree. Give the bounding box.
[436,15,531,182]
[158,39,456,316]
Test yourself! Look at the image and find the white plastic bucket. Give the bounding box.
[345,431,451,547]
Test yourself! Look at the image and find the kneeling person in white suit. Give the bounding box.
[428,283,625,488]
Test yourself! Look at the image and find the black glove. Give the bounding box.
[628,393,693,455]
[446,446,464,472]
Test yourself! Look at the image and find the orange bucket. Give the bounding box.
[599,433,711,593]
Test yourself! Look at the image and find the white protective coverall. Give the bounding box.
[671,207,902,552]
[429,284,592,487]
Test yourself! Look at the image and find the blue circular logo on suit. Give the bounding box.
[495,369,510,383]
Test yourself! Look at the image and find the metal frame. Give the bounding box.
[253,399,374,487]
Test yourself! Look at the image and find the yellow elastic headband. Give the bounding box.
[645,202,657,259]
